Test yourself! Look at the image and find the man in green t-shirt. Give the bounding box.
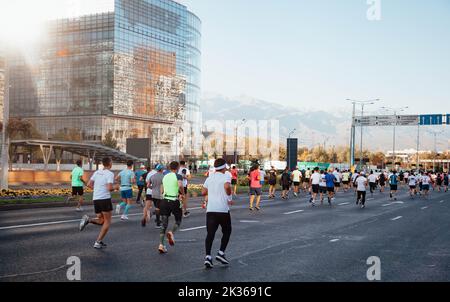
[158,161,185,254]
[70,160,86,212]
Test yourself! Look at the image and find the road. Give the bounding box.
[0,186,449,282]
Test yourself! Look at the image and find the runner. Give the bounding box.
[408,171,417,198]
[444,171,449,193]
[304,168,312,194]
[158,161,185,254]
[70,160,86,212]
[142,165,161,228]
[355,172,368,209]
[403,171,409,186]
[309,167,321,206]
[259,167,266,193]
[202,159,233,269]
[421,172,431,199]
[389,171,399,201]
[351,170,359,193]
[178,161,191,218]
[379,171,387,193]
[79,157,116,249]
[135,164,147,207]
[325,169,336,205]
[268,166,277,198]
[115,160,136,220]
[342,170,350,192]
[280,167,291,200]
[248,164,262,211]
[230,165,238,195]
[318,170,327,204]
[333,168,341,193]
[436,172,443,192]
[291,166,302,197]
[417,171,423,195]
[367,170,378,197]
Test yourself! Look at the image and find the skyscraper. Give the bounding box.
[8,0,201,162]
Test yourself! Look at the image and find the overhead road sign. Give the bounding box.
[355,114,449,127]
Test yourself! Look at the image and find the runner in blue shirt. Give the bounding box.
[324,170,336,205]
[115,160,136,220]
[389,171,399,201]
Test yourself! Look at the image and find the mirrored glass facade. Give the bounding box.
[8,0,201,160]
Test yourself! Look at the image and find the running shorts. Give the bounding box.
[184,186,188,194]
[369,183,377,190]
[319,186,327,194]
[409,185,416,190]
[159,199,182,220]
[282,184,290,190]
[153,198,162,209]
[304,178,310,183]
[334,182,341,187]
[312,184,320,194]
[231,179,237,185]
[120,189,133,199]
[72,186,84,196]
[146,194,152,201]
[293,181,300,186]
[390,184,398,191]
[422,184,430,191]
[93,199,113,214]
[269,179,276,186]
[326,187,335,192]
[249,187,262,196]
[342,181,349,185]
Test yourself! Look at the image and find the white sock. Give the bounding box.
[218,251,225,256]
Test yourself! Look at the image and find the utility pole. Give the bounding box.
[416,122,420,170]
[234,119,246,166]
[349,103,356,167]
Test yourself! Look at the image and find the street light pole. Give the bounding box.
[347,99,379,170]
[380,106,408,171]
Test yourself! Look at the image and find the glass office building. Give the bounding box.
[8,0,201,161]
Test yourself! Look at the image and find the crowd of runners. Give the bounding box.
[73,157,449,269]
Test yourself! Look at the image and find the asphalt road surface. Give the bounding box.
[0,186,449,282]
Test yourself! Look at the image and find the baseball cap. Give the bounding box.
[155,164,164,171]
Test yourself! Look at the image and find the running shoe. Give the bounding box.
[255,206,261,211]
[204,256,214,269]
[141,217,147,227]
[361,204,365,209]
[183,211,191,218]
[249,207,254,211]
[93,241,103,249]
[79,215,89,231]
[76,207,82,212]
[158,245,167,254]
[98,241,107,248]
[115,204,121,215]
[311,201,316,206]
[155,224,162,229]
[120,215,129,221]
[216,253,230,265]
[167,231,175,246]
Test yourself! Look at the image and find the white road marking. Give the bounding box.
[381,203,392,207]
[283,210,304,215]
[0,206,204,231]
[240,220,260,223]
[439,200,444,203]
[329,239,340,242]
[393,201,405,204]
[338,202,350,206]
[391,216,403,221]
[180,226,206,232]
[367,198,375,201]
[421,206,428,210]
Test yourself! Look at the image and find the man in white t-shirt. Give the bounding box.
[421,172,431,198]
[291,167,302,197]
[178,161,192,218]
[202,159,232,269]
[408,173,417,198]
[79,157,117,249]
[309,167,321,206]
[333,169,341,193]
[355,172,368,209]
[367,171,378,196]
[351,171,359,193]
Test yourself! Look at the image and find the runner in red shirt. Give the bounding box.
[231,166,238,195]
[248,164,262,211]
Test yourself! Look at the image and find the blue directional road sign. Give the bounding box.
[447,114,450,125]
[419,114,443,125]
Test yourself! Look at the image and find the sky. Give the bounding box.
[178,0,450,115]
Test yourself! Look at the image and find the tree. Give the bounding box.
[102,130,119,150]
